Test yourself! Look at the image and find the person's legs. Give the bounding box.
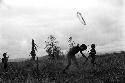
[72,56,80,69]
[4,63,7,72]
[63,55,72,72]
[91,56,95,66]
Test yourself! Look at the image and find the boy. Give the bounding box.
[89,44,96,66]
[2,52,9,70]
[63,44,87,72]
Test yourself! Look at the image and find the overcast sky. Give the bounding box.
[0,0,124,59]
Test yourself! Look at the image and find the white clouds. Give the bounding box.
[97,40,125,53]
[0,0,124,58]
[2,0,123,10]
[5,0,99,9]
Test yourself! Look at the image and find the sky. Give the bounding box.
[0,0,124,59]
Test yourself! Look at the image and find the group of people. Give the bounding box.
[63,43,96,72]
[1,43,96,73]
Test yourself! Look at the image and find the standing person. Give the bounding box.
[2,52,9,71]
[89,44,96,66]
[63,44,87,72]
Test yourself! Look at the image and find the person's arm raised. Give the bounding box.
[80,50,87,59]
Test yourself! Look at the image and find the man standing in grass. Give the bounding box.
[63,44,87,72]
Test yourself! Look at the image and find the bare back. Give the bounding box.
[68,46,80,57]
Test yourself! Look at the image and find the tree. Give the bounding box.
[45,35,61,59]
[68,36,76,48]
[30,39,38,60]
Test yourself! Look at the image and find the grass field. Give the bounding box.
[0,51,125,83]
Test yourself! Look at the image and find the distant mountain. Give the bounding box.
[0,58,30,63]
[0,55,49,63]
[8,58,30,62]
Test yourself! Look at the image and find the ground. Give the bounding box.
[0,51,125,83]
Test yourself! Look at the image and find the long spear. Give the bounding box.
[77,12,86,25]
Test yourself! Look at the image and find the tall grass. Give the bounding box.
[0,51,125,83]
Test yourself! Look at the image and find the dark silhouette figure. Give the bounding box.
[2,52,9,71]
[30,39,37,60]
[89,44,96,66]
[63,44,87,72]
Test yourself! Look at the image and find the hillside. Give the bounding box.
[0,51,125,83]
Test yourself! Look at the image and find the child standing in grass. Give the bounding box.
[2,52,9,71]
[89,44,96,66]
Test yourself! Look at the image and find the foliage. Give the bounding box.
[45,35,61,59]
[68,36,76,48]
